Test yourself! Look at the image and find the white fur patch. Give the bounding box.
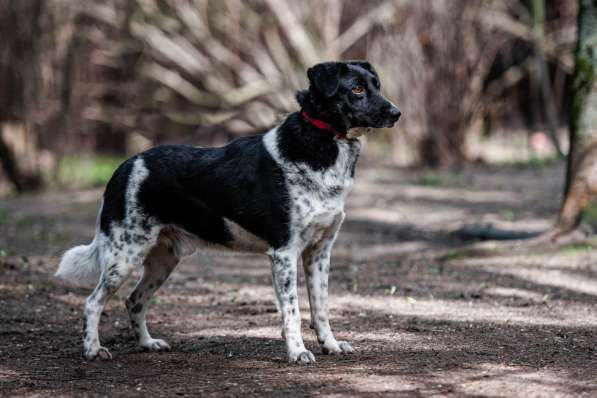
[264,127,359,252]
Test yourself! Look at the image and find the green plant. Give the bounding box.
[53,155,124,189]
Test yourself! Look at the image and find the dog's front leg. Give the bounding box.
[269,249,315,364]
[302,214,354,355]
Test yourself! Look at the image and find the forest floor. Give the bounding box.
[1,161,596,397]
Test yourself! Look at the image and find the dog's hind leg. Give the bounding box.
[126,239,179,351]
[83,258,136,360]
[83,231,160,360]
[302,213,354,355]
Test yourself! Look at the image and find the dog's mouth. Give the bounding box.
[347,110,401,132]
[380,120,398,128]
[369,112,401,129]
[370,119,399,129]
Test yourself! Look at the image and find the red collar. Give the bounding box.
[301,111,346,139]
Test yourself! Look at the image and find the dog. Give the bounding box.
[55,60,401,364]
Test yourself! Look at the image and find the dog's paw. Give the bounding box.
[288,349,316,364]
[321,340,354,355]
[141,338,171,352]
[84,346,112,361]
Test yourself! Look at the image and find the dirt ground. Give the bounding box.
[1,162,596,397]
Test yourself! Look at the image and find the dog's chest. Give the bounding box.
[285,140,360,246]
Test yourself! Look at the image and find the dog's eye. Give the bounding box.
[352,86,365,95]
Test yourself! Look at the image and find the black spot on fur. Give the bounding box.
[327,185,342,197]
[131,303,143,314]
[134,234,148,242]
[284,277,291,291]
[349,149,360,178]
[141,218,152,233]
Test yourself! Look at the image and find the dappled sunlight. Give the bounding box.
[51,292,86,308]
[349,207,469,228]
[178,326,282,340]
[0,367,20,382]
[332,294,597,327]
[334,241,435,262]
[345,374,418,395]
[440,364,589,397]
[484,286,548,302]
[496,266,597,297]
[456,253,597,297]
[0,284,27,295]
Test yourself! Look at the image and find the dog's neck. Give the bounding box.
[296,90,349,134]
[275,111,358,172]
[301,111,346,139]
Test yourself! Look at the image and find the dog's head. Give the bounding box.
[298,61,401,131]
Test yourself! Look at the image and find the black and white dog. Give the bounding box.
[55,61,400,364]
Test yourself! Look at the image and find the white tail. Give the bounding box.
[55,200,103,286]
[54,238,101,286]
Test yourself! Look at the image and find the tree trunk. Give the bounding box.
[550,0,597,237]
[0,0,43,191]
[531,0,564,157]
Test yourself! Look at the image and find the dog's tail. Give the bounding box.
[55,200,103,286]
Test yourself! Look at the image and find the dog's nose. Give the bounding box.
[389,107,401,122]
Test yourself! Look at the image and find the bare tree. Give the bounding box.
[127,0,404,135]
[370,1,510,166]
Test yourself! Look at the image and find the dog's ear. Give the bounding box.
[307,62,347,97]
[349,61,379,80]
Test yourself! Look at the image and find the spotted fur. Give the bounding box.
[55,60,400,364]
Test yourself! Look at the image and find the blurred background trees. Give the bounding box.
[0,0,579,193]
